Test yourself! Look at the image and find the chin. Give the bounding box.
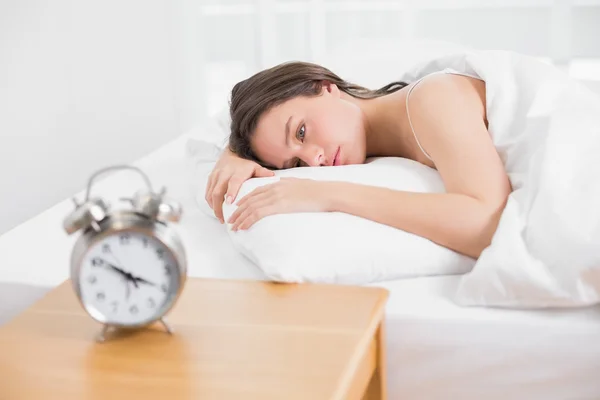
[345,153,367,166]
[353,148,369,165]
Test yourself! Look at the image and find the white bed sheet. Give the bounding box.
[374,277,600,400]
[1,134,599,399]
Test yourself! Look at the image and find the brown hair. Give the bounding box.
[228,61,408,165]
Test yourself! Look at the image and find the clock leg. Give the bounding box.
[160,317,173,334]
[95,324,111,343]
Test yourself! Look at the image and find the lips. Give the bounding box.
[332,147,341,166]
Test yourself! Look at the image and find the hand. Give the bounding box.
[205,148,274,223]
[227,178,333,231]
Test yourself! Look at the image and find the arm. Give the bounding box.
[230,176,504,258]
[326,183,503,259]
[329,74,511,258]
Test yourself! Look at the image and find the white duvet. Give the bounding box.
[402,50,600,308]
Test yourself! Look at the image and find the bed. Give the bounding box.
[1,134,599,399]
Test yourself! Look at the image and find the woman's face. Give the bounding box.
[251,83,367,169]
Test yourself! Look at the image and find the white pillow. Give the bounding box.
[215,157,475,284]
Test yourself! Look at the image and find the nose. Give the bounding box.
[300,145,325,167]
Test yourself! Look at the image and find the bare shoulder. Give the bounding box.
[407,73,487,123]
[403,72,509,211]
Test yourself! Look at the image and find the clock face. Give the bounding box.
[78,231,179,326]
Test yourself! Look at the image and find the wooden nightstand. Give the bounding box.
[0,278,389,400]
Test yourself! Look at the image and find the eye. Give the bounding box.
[296,124,306,142]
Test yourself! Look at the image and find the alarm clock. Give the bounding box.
[63,165,187,342]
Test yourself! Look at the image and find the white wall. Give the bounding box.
[181,0,600,132]
[2,0,600,236]
[0,0,180,235]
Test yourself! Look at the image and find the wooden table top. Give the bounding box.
[0,278,388,400]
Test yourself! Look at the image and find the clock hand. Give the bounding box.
[111,264,139,288]
[107,263,129,278]
[133,276,157,287]
[98,258,128,276]
[128,273,140,289]
[100,260,140,288]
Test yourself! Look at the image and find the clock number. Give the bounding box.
[142,238,149,248]
[161,284,168,293]
[91,257,104,267]
[120,234,131,245]
[164,265,171,276]
[147,298,156,308]
[96,292,106,301]
[156,248,165,260]
[110,301,119,313]
[102,243,111,254]
[129,305,139,315]
[88,275,97,285]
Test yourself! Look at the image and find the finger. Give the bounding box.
[237,181,280,208]
[207,171,228,211]
[228,190,272,224]
[231,199,275,231]
[228,186,272,223]
[224,175,246,205]
[227,200,247,225]
[212,181,229,223]
[205,172,217,208]
[213,196,226,223]
[254,166,275,178]
[236,187,264,208]
[238,202,281,231]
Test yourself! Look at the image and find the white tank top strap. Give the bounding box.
[405,72,444,161]
[405,68,482,162]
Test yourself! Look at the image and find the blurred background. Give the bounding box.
[1,0,600,235]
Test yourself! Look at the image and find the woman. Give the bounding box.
[205,61,512,259]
